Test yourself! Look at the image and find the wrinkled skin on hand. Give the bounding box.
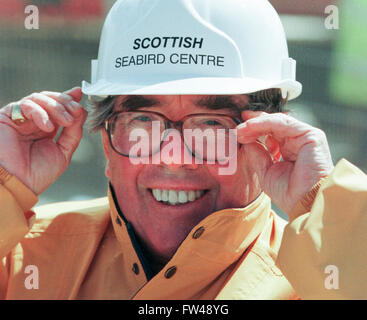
[0,87,87,195]
[238,111,334,220]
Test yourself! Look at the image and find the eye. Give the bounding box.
[203,119,225,127]
[133,115,153,122]
[205,120,220,125]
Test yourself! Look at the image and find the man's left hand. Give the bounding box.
[237,111,334,220]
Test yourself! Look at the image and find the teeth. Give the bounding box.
[178,191,188,203]
[168,190,178,205]
[152,189,162,201]
[151,189,206,205]
[162,190,168,202]
[188,191,196,202]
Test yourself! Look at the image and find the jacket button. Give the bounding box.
[164,266,177,279]
[115,216,122,226]
[132,263,140,275]
[192,226,205,239]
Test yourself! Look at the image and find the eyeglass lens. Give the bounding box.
[109,112,238,161]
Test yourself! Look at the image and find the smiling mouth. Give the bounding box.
[149,188,209,205]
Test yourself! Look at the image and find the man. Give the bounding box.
[0,0,366,299]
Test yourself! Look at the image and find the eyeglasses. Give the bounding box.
[104,110,241,162]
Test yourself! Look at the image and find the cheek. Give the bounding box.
[205,156,249,208]
[207,145,254,183]
[206,143,271,207]
[109,155,144,206]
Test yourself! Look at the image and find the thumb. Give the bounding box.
[56,109,88,163]
[244,142,274,188]
[63,87,83,102]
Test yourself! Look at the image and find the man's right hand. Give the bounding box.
[0,87,88,195]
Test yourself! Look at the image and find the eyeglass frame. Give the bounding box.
[104,110,242,159]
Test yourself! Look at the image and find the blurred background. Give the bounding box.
[0,0,366,220]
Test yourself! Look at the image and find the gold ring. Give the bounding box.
[11,104,26,125]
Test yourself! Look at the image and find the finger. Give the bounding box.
[264,135,282,162]
[26,92,74,127]
[56,109,88,163]
[239,113,328,162]
[63,87,83,103]
[2,100,55,132]
[18,100,55,132]
[237,113,312,143]
[241,110,290,121]
[40,91,84,116]
[241,142,274,187]
[237,113,315,162]
[241,110,268,122]
[238,111,273,146]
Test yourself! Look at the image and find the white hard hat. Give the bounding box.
[82,0,302,100]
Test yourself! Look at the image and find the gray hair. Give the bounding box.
[87,95,119,133]
[87,88,288,133]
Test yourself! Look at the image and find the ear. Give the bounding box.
[101,130,112,178]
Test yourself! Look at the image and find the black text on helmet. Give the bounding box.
[133,37,204,50]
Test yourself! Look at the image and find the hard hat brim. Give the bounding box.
[82,77,302,100]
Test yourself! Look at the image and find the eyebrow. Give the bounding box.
[196,95,246,116]
[119,95,245,116]
[119,95,160,111]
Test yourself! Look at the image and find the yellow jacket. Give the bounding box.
[0,159,366,299]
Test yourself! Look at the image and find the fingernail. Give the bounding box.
[45,120,54,130]
[64,112,73,122]
[237,130,256,138]
[64,87,80,95]
[257,135,267,144]
[69,101,80,111]
[237,122,247,129]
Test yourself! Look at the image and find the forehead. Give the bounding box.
[114,94,249,115]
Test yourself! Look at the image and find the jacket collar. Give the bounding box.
[108,184,272,298]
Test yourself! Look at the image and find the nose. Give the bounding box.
[151,128,199,169]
